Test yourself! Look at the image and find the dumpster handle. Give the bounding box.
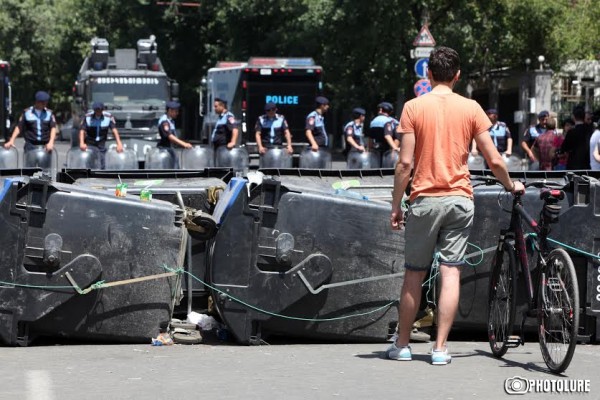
[297,270,403,295]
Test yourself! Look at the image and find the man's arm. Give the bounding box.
[4,125,20,149]
[305,129,318,151]
[79,129,87,150]
[255,131,265,154]
[384,134,399,151]
[284,128,293,154]
[112,127,124,152]
[168,133,192,149]
[505,137,513,156]
[227,127,238,149]
[475,131,522,192]
[594,140,600,163]
[521,130,536,161]
[390,133,414,229]
[384,123,399,151]
[46,126,56,152]
[346,135,364,152]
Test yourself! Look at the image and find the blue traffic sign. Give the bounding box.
[414,79,431,97]
[414,58,429,79]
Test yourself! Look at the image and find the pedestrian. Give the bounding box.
[470,108,512,157]
[521,110,549,168]
[305,96,330,152]
[552,118,573,170]
[79,102,124,169]
[3,91,57,154]
[368,102,399,153]
[255,102,293,155]
[585,111,594,130]
[157,100,193,167]
[531,117,559,171]
[210,97,238,150]
[561,105,593,170]
[344,107,366,153]
[387,46,523,365]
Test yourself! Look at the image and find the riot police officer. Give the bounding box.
[210,97,238,149]
[471,108,512,157]
[344,107,366,153]
[305,96,330,151]
[255,102,293,154]
[4,91,57,153]
[368,102,399,153]
[79,102,124,169]
[157,101,192,167]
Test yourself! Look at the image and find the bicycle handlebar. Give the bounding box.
[472,176,566,191]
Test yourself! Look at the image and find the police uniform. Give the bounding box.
[489,121,511,153]
[81,111,116,149]
[524,124,545,149]
[19,106,57,152]
[80,109,116,168]
[524,111,549,149]
[344,120,364,152]
[344,107,366,153]
[368,114,396,152]
[157,113,178,148]
[156,100,184,168]
[255,113,290,147]
[305,111,328,148]
[211,111,237,148]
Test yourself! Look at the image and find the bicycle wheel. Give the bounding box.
[487,243,518,357]
[538,248,580,373]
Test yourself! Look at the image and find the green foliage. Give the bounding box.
[0,0,598,127]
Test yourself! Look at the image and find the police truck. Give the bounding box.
[200,57,323,153]
[72,36,179,161]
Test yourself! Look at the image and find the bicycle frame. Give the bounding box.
[500,193,552,311]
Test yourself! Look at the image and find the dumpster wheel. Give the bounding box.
[172,329,202,345]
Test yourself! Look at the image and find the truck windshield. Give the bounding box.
[90,76,169,107]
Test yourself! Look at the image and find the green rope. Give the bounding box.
[526,233,600,260]
[161,265,397,322]
[464,242,484,266]
[162,265,185,275]
[90,280,106,290]
[0,281,75,290]
[422,253,440,306]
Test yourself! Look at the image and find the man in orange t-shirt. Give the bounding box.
[386,46,524,365]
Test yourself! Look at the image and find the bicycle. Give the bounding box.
[481,177,579,374]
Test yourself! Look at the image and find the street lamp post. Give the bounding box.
[537,55,545,71]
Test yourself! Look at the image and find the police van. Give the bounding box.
[200,57,323,154]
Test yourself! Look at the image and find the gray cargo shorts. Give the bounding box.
[403,195,474,271]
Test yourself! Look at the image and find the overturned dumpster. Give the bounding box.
[59,168,229,313]
[209,170,404,344]
[0,171,187,345]
[208,168,600,344]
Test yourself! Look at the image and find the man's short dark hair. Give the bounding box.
[214,97,227,107]
[428,46,460,83]
[572,105,585,121]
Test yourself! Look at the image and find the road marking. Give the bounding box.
[26,370,54,400]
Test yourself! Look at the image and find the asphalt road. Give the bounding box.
[1,338,597,400]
